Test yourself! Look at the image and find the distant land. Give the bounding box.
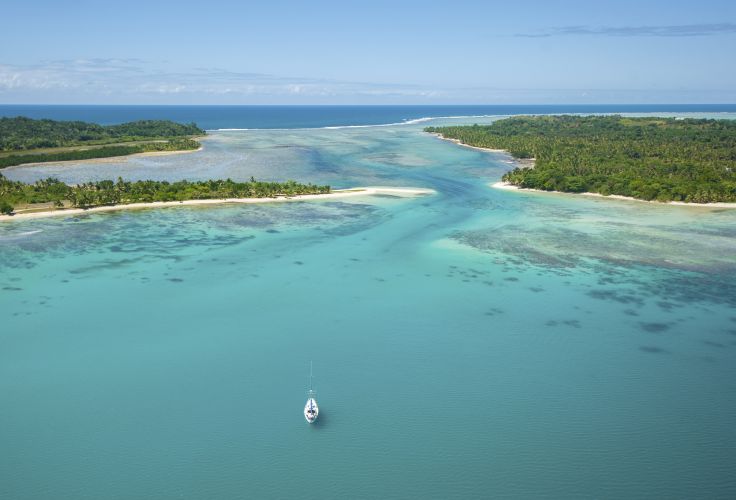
[427,115,736,203]
[0,117,335,215]
[2,104,736,130]
[0,117,205,169]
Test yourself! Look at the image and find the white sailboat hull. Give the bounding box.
[304,397,319,424]
[304,362,318,424]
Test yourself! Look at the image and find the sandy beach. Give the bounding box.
[0,186,435,222]
[432,134,735,209]
[428,132,508,154]
[134,146,204,157]
[429,132,536,167]
[7,145,204,168]
[491,181,736,208]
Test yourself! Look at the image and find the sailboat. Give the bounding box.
[304,361,319,424]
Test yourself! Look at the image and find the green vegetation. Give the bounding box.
[0,117,205,168]
[0,174,330,215]
[0,116,331,216]
[0,139,201,169]
[426,115,736,203]
[0,117,204,150]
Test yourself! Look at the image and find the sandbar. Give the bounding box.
[0,187,435,222]
[491,182,736,209]
[6,145,204,169]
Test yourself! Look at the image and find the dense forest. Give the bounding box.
[0,117,205,150]
[426,115,736,203]
[0,174,330,215]
[0,117,205,168]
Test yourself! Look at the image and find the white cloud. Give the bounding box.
[0,59,443,102]
[1,58,734,104]
[518,23,736,38]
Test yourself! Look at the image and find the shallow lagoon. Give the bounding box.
[2,115,736,499]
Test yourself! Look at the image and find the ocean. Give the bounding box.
[1,106,736,499]
[2,103,736,129]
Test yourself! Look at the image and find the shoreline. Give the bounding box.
[1,135,207,169]
[0,187,435,222]
[430,133,733,209]
[491,182,736,208]
[429,132,536,167]
[3,145,204,169]
[428,132,508,154]
[132,145,204,158]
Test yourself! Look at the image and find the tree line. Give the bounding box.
[426,115,736,203]
[0,117,205,151]
[0,139,201,169]
[0,117,205,168]
[0,174,330,215]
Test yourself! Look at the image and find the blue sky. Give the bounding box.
[1,0,734,104]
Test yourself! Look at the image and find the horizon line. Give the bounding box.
[2,103,736,107]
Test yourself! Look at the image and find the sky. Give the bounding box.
[0,0,735,104]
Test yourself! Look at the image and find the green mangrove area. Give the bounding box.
[0,117,205,168]
[426,115,736,203]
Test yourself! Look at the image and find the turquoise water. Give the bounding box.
[2,115,736,499]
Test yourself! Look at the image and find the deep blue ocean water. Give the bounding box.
[1,106,736,499]
[2,104,736,129]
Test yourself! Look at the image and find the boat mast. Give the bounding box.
[309,360,313,392]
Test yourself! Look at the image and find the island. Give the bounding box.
[0,173,435,221]
[0,116,435,219]
[0,117,205,169]
[0,174,331,216]
[426,115,736,203]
